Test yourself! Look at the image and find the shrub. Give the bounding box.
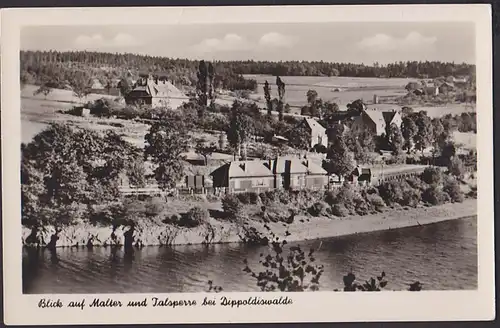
[308,201,329,217]
[116,106,140,120]
[420,167,443,186]
[179,206,210,228]
[236,192,260,205]
[378,180,404,205]
[448,156,465,179]
[324,189,339,205]
[242,228,324,291]
[88,98,122,117]
[162,213,180,225]
[331,204,349,217]
[405,176,428,192]
[443,177,464,203]
[335,183,358,210]
[144,197,165,217]
[221,194,242,217]
[422,187,449,205]
[366,194,385,211]
[339,272,388,292]
[400,187,421,207]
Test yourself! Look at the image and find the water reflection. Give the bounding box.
[23,217,477,294]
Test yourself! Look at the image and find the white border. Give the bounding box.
[1,5,495,325]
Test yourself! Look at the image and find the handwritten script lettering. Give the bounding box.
[36,295,293,311]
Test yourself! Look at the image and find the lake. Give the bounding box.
[23,216,477,293]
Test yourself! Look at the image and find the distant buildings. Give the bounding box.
[438,82,455,94]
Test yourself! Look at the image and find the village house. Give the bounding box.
[125,74,189,109]
[351,104,402,136]
[210,157,328,193]
[296,118,328,149]
[438,82,455,94]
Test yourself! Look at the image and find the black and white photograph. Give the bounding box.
[1,4,495,325]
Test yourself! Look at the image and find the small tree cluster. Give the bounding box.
[243,227,324,292]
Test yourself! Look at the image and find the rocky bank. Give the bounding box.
[22,199,477,249]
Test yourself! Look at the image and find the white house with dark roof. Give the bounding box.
[297,118,328,149]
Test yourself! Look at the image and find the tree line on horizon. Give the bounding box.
[20,50,475,82]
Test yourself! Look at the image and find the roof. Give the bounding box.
[239,161,274,177]
[304,160,327,175]
[363,110,386,127]
[303,118,326,135]
[210,157,327,178]
[382,111,397,125]
[91,79,104,89]
[440,82,455,88]
[129,79,188,100]
[273,158,308,174]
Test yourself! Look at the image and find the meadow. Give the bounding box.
[244,74,417,109]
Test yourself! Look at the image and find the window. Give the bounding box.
[256,179,265,186]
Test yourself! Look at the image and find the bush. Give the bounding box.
[422,187,449,205]
[420,167,443,186]
[366,194,385,211]
[331,204,349,217]
[179,206,210,227]
[144,197,165,217]
[335,183,358,210]
[236,192,260,205]
[378,180,404,205]
[400,187,421,207]
[88,98,122,117]
[443,177,464,203]
[448,156,465,179]
[324,189,339,205]
[308,201,329,217]
[116,106,140,120]
[221,194,242,217]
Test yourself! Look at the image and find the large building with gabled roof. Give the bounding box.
[351,105,402,136]
[124,74,189,109]
[210,156,328,193]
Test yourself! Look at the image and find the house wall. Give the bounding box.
[352,113,379,135]
[125,91,152,106]
[305,175,328,189]
[152,97,171,108]
[310,131,328,149]
[390,114,403,129]
[289,173,308,189]
[229,176,274,193]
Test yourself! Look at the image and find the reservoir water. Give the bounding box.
[23,216,477,293]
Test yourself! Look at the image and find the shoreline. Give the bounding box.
[22,199,477,249]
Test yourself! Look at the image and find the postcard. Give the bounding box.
[1,4,495,324]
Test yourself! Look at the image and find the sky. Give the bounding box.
[21,22,475,65]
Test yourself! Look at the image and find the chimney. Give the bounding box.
[373,94,379,104]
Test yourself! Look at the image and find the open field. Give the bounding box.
[453,131,476,150]
[413,104,476,118]
[22,84,117,105]
[245,74,416,109]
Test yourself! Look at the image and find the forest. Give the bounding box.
[20,50,475,91]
